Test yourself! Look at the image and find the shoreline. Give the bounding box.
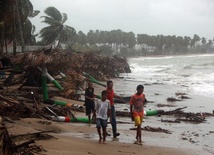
[126,52,214,59]
[7,117,196,155]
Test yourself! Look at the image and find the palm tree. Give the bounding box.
[40,6,76,48]
[0,0,36,54]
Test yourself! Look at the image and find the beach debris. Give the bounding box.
[159,106,214,123]
[143,126,172,134]
[116,110,162,117]
[1,50,130,102]
[175,92,187,96]
[176,115,206,123]
[156,103,177,107]
[0,97,43,119]
[130,126,172,134]
[169,92,191,100]
[0,120,13,154]
[116,121,133,124]
[10,130,55,142]
[159,106,187,115]
[179,95,191,99]
[0,117,47,154]
[161,119,181,123]
[166,97,182,102]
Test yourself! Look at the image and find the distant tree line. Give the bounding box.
[0,3,213,57]
[70,30,214,56]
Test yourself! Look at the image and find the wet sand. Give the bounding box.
[90,78,214,154]
[6,78,214,155]
[8,117,196,155]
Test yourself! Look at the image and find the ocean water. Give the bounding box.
[123,54,214,99]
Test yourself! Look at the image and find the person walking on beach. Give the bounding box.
[84,82,95,126]
[106,80,121,138]
[94,90,111,144]
[130,85,145,145]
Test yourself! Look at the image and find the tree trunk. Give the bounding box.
[0,25,5,53]
[4,38,8,53]
[0,1,6,53]
[12,2,17,55]
[14,0,25,53]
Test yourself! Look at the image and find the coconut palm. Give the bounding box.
[0,0,37,54]
[39,6,76,48]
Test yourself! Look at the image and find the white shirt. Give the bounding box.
[95,99,111,120]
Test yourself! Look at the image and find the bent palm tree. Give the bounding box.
[40,7,76,48]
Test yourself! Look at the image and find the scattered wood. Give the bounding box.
[160,106,187,114]
[0,124,13,154]
[12,140,35,150]
[176,116,206,123]
[156,103,177,107]
[10,131,56,142]
[116,121,133,124]
[179,95,191,99]
[167,97,182,102]
[159,106,214,123]
[161,119,181,123]
[116,111,131,117]
[0,117,46,154]
[175,92,187,96]
[130,126,172,134]
[143,126,172,134]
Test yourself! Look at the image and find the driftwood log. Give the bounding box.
[130,126,172,134]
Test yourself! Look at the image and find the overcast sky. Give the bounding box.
[30,0,214,40]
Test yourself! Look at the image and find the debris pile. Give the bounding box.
[1,49,131,100]
[0,118,54,154]
[0,49,131,153]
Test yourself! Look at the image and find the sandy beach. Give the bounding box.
[6,79,214,155]
[7,117,195,155]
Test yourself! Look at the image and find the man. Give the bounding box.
[106,80,121,138]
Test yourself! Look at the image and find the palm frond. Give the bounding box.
[41,16,57,25]
[29,10,40,18]
[59,26,76,43]
[61,13,68,24]
[44,6,62,22]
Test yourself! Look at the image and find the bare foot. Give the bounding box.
[134,141,138,144]
[103,141,107,144]
[138,141,143,146]
[98,139,102,143]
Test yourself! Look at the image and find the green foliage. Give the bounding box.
[99,45,114,56]
[72,43,99,52]
[39,6,76,48]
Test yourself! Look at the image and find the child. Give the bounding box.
[94,90,111,144]
[130,85,145,145]
[84,82,95,126]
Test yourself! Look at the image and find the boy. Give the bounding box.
[130,85,145,145]
[84,82,95,126]
[94,90,111,144]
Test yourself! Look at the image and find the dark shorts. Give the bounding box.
[96,118,108,128]
[85,102,95,115]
